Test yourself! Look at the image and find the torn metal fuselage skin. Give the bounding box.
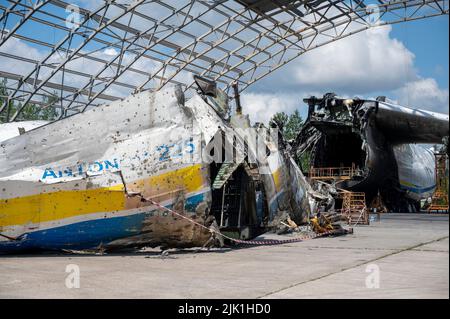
[294,94,449,212]
[0,85,311,253]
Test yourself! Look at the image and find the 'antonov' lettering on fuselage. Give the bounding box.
[41,138,197,180]
[42,159,120,180]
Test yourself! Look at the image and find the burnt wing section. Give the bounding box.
[293,93,449,213]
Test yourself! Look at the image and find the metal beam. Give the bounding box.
[0,0,447,122]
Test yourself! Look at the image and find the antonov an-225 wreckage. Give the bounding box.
[0,80,449,253]
[0,79,312,252]
[292,93,449,213]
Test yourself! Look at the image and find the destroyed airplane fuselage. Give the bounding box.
[293,94,449,212]
[0,85,311,252]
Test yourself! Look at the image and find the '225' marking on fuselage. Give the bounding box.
[156,140,195,162]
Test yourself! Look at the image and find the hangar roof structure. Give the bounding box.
[0,0,448,121]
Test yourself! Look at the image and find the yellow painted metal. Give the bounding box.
[309,164,359,181]
[0,164,207,228]
[128,164,207,197]
[0,185,125,227]
[428,152,449,213]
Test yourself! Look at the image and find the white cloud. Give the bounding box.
[240,93,302,124]
[103,48,118,56]
[292,27,417,93]
[394,78,449,114]
[250,26,417,94]
[0,38,44,75]
[244,25,449,122]
[0,36,164,102]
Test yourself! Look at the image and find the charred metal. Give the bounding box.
[292,93,449,213]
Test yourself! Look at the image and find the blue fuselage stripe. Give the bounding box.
[400,184,436,194]
[0,192,206,252]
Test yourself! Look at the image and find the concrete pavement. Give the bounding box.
[0,213,448,298]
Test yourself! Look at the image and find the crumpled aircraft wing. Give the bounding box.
[375,102,449,144]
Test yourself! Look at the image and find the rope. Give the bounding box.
[0,233,19,241]
[146,198,337,246]
[0,198,340,246]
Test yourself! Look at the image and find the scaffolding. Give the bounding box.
[309,164,360,181]
[341,191,369,225]
[428,152,449,213]
[310,163,369,225]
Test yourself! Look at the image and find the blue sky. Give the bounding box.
[243,15,450,122]
[391,15,449,89]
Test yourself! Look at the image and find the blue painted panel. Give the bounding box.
[0,192,207,253]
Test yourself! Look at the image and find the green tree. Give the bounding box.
[40,92,59,121]
[0,78,16,123]
[0,78,58,123]
[284,110,303,141]
[298,151,312,173]
[270,111,289,132]
[269,109,313,172]
[270,110,304,141]
[20,102,43,121]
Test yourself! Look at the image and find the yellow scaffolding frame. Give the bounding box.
[428,152,449,213]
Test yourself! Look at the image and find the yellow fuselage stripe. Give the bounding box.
[272,168,282,192]
[0,164,206,228]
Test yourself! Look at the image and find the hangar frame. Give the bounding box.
[0,0,448,122]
